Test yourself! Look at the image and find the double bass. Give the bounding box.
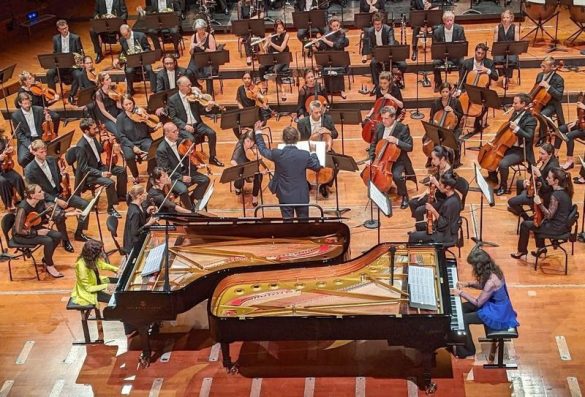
[477,109,527,172]
[360,136,401,193]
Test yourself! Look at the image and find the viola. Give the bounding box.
[177,139,212,175]
[306,130,334,186]
[58,157,71,200]
[361,96,400,143]
[187,87,226,111]
[1,142,14,172]
[23,211,44,232]
[129,107,161,129]
[360,139,401,193]
[30,82,57,102]
[478,109,527,172]
[427,183,436,235]
[99,124,120,169]
[106,83,125,102]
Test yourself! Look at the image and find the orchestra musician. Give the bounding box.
[450,247,519,359]
[258,19,291,91]
[12,184,64,278]
[507,143,558,221]
[573,163,585,185]
[0,133,25,211]
[487,93,536,196]
[156,122,211,211]
[116,95,160,184]
[432,11,466,92]
[24,139,90,249]
[361,12,407,90]
[493,9,520,90]
[17,71,61,136]
[254,122,321,218]
[408,172,462,244]
[139,0,182,56]
[512,167,573,259]
[147,166,196,214]
[410,0,434,62]
[237,0,260,66]
[188,19,217,95]
[297,100,338,198]
[296,69,327,120]
[236,71,273,135]
[553,101,585,170]
[534,56,565,145]
[69,56,97,103]
[367,106,413,209]
[230,130,263,207]
[365,71,404,118]
[167,76,224,166]
[428,82,463,167]
[155,54,192,93]
[94,72,123,136]
[123,184,157,254]
[46,19,84,102]
[117,24,157,96]
[295,0,326,43]
[76,118,127,217]
[90,0,129,64]
[12,92,55,168]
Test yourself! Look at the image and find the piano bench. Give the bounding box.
[66,298,104,345]
[478,325,518,369]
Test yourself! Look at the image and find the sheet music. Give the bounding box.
[408,265,437,311]
[369,181,392,217]
[277,141,327,166]
[80,187,104,218]
[196,180,214,211]
[576,0,585,5]
[473,162,495,206]
[141,243,167,277]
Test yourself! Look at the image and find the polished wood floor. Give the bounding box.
[1,7,585,397]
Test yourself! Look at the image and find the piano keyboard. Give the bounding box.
[446,266,464,331]
[408,265,438,311]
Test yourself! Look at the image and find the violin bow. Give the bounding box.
[157,178,180,213]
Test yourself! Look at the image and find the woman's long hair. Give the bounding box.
[79,239,104,272]
[467,246,504,287]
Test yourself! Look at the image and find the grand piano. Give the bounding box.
[208,243,466,393]
[102,214,351,366]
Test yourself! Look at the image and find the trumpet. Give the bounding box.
[250,33,279,47]
[303,29,344,48]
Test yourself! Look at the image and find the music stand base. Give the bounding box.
[325,208,351,217]
[420,72,432,88]
[410,110,425,120]
[363,219,379,229]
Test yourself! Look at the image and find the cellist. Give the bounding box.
[427,82,463,168]
[366,106,413,209]
[487,93,537,196]
[553,100,585,170]
[296,69,327,120]
[365,71,404,119]
[534,57,565,145]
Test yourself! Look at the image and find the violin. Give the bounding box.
[177,139,212,175]
[187,88,226,111]
[58,157,71,200]
[41,109,56,142]
[24,211,44,232]
[478,108,527,172]
[29,82,57,102]
[1,138,14,172]
[529,60,563,114]
[129,107,161,129]
[427,183,436,235]
[360,138,401,193]
[245,84,268,107]
[106,83,125,102]
[100,126,121,170]
[306,129,334,186]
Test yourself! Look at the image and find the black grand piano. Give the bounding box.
[208,243,466,393]
[103,214,351,366]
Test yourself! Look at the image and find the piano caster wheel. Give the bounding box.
[226,363,239,374]
[425,382,437,395]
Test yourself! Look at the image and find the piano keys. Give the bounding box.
[209,243,464,392]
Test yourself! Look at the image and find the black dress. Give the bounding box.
[95,88,121,135]
[236,85,273,130]
[408,192,462,244]
[188,33,216,93]
[258,33,290,81]
[296,83,327,118]
[494,24,517,79]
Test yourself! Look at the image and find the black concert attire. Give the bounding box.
[16,87,61,140]
[142,0,182,55]
[432,24,466,88]
[361,24,407,88]
[123,202,148,254]
[457,56,499,131]
[147,185,178,213]
[237,0,258,59]
[535,70,565,142]
[428,96,463,166]
[295,0,326,42]
[46,32,84,92]
[12,200,63,267]
[488,110,537,191]
[314,29,349,94]
[410,0,425,55]
[407,166,452,224]
[296,82,327,119]
[155,65,191,93]
[12,105,46,168]
[236,85,273,128]
[517,188,572,253]
[258,33,291,81]
[156,137,210,210]
[119,31,156,95]
[116,111,157,179]
[94,88,122,136]
[24,157,89,240]
[90,0,129,58]
[493,24,518,79]
[554,122,585,158]
[372,84,404,116]
[75,133,128,209]
[359,0,385,12]
[0,137,25,209]
[231,140,263,197]
[367,121,414,199]
[70,69,97,99]
[507,156,559,220]
[408,192,462,244]
[187,33,216,94]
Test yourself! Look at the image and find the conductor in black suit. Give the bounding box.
[534,56,565,145]
[432,11,466,91]
[255,122,322,219]
[12,93,48,168]
[90,0,128,64]
[155,54,192,93]
[117,24,156,95]
[367,106,414,209]
[167,76,224,166]
[46,20,84,94]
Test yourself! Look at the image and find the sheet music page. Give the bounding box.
[526,0,545,4]
[278,141,327,166]
[473,162,495,206]
[369,181,392,217]
[576,0,585,5]
[196,181,214,211]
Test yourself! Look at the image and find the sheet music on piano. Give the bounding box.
[408,265,438,311]
[141,243,167,277]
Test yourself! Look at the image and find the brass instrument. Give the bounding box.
[304,29,344,48]
[117,42,143,67]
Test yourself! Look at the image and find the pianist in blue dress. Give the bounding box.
[450,247,519,359]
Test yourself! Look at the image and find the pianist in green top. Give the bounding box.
[450,246,519,359]
[70,239,119,306]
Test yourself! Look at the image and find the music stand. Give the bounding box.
[75,86,97,109]
[38,53,76,123]
[421,121,459,153]
[192,50,230,99]
[354,13,374,29]
[431,42,468,84]
[232,19,266,75]
[366,180,392,243]
[126,50,159,103]
[220,107,259,137]
[142,12,180,31]
[328,109,362,155]
[410,10,443,89]
[80,186,106,245]
[324,153,358,217]
[46,131,74,157]
[537,113,569,143]
[464,84,501,150]
[90,18,124,65]
[220,161,261,216]
[492,41,529,101]
[147,88,177,113]
[579,155,585,236]
[470,161,496,246]
[292,10,327,68]
[257,52,292,112]
[372,45,410,75]
[314,51,350,106]
[0,64,16,133]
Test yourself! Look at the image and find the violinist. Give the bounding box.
[156,122,211,211]
[507,143,558,221]
[94,72,123,136]
[46,19,84,101]
[408,172,462,244]
[24,140,90,249]
[116,95,160,184]
[148,167,195,214]
[89,0,129,64]
[76,118,127,218]
[167,76,223,166]
[236,72,273,136]
[361,12,407,90]
[118,24,156,96]
[428,82,463,167]
[512,167,573,259]
[0,132,25,211]
[257,19,291,91]
[365,71,404,120]
[12,184,64,278]
[367,106,413,209]
[69,56,97,104]
[12,92,52,168]
[155,54,192,93]
[487,93,537,196]
[493,9,520,90]
[230,130,263,207]
[431,11,466,92]
[123,184,158,254]
[17,71,61,135]
[534,56,565,146]
[553,101,585,170]
[187,19,217,95]
[296,69,327,120]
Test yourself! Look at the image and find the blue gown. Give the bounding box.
[478,282,519,330]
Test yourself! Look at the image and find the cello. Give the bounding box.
[306,129,334,186]
[360,138,401,193]
[529,61,563,114]
[422,89,459,157]
[457,67,490,119]
[477,109,527,172]
[362,96,400,143]
[528,164,544,227]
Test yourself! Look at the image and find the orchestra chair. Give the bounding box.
[0,213,42,281]
[105,214,125,261]
[478,325,518,369]
[65,297,105,345]
[494,60,521,86]
[508,163,528,193]
[161,31,184,56]
[444,217,464,259]
[533,204,579,275]
[64,146,100,197]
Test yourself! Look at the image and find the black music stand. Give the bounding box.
[0,64,16,133]
[75,86,97,110]
[126,50,158,103]
[421,121,459,153]
[324,153,358,217]
[220,161,262,216]
[492,41,529,102]
[232,19,266,75]
[354,13,374,29]
[46,131,74,157]
[191,50,230,99]
[431,42,468,84]
[372,45,410,74]
[38,53,76,123]
[220,107,259,137]
[464,84,501,151]
[328,109,362,155]
[292,10,327,68]
[410,10,443,90]
[257,52,293,112]
[90,18,125,65]
[314,51,350,106]
[147,88,177,113]
[142,12,180,31]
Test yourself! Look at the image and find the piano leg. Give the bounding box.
[138,326,152,369]
[220,342,238,374]
[420,352,438,394]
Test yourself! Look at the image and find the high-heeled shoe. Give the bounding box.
[510,252,527,259]
[562,162,574,170]
[340,92,347,99]
[531,248,548,257]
